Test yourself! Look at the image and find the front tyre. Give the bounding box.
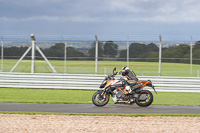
[92,91,109,107]
[135,90,153,107]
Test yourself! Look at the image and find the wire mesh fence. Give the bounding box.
[0,35,200,77]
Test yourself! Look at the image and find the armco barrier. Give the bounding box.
[0,72,200,92]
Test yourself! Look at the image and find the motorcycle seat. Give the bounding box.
[127,80,137,85]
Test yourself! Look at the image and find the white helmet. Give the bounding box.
[122,66,129,70]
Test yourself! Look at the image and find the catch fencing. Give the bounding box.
[0,72,199,93]
[1,35,200,77]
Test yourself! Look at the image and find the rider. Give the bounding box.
[115,66,138,93]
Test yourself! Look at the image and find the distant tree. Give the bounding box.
[103,41,118,57]
[136,43,159,61]
[147,43,159,52]
[138,52,159,62]
[88,41,104,57]
[129,43,158,58]
[3,46,30,57]
[119,43,158,60]
[66,47,85,57]
[119,49,127,59]
[193,41,200,49]
[119,43,159,59]
[129,43,148,58]
[193,41,200,64]
[162,44,190,63]
[43,43,64,57]
[43,43,85,58]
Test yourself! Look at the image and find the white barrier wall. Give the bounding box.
[0,72,200,92]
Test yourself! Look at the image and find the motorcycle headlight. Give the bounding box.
[99,80,107,88]
[102,80,107,84]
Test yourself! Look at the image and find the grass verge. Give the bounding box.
[2,59,200,76]
[1,111,200,117]
[0,88,200,106]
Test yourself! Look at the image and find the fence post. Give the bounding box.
[30,34,36,73]
[190,36,193,75]
[127,38,129,67]
[158,35,162,76]
[95,34,98,74]
[1,36,3,72]
[64,42,67,73]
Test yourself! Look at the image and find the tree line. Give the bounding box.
[1,41,200,64]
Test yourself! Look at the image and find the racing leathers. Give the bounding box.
[116,66,138,93]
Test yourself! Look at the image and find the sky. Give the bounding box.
[1,0,200,40]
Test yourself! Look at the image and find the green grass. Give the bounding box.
[0,88,94,104]
[153,92,200,106]
[1,59,200,76]
[1,111,200,117]
[0,88,200,106]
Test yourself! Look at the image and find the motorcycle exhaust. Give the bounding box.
[115,99,134,104]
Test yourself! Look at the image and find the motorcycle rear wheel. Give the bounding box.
[92,91,110,107]
[135,90,153,107]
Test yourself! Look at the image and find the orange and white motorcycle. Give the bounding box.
[92,67,157,107]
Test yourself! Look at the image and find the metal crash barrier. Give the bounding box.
[0,72,200,92]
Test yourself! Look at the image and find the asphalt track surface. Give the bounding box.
[0,103,200,114]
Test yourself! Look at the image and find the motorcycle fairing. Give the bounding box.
[104,79,123,89]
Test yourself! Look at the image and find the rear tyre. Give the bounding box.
[92,91,109,107]
[135,90,153,107]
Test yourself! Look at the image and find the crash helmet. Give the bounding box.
[122,66,129,70]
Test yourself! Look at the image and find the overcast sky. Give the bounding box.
[1,0,200,38]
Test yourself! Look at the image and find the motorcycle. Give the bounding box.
[92,67,157,107]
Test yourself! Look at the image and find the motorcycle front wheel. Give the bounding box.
[135,90,153,107]
[92,91,110,107]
